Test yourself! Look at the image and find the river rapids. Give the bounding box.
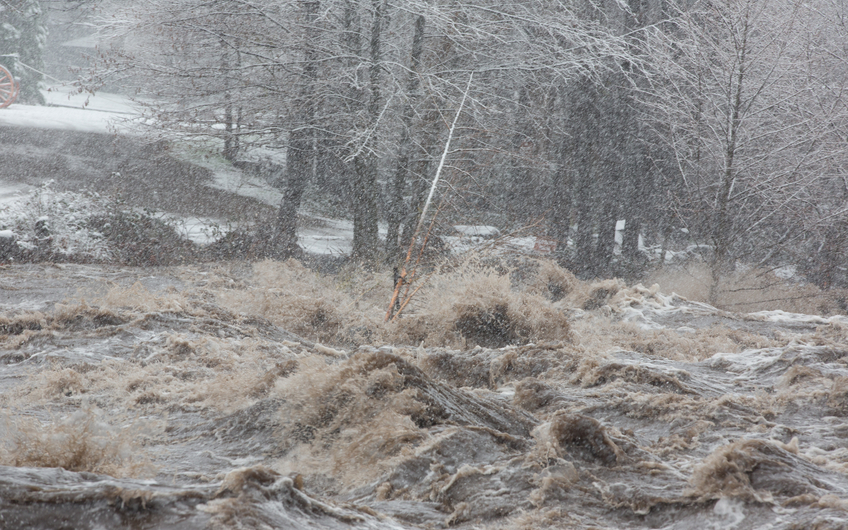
[2,261,848,529]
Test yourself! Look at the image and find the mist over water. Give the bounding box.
[2,262,848,529]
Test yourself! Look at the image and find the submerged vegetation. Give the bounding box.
[3,260,848,527]
[0,404,154,478]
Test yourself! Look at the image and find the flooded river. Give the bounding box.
[2,261,848,529]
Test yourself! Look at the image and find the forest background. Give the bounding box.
[4,0,848,307]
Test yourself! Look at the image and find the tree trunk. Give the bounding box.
[548,87,573,248]
[594,188,618,277]
[273,133,310,259]
[573,165,597,278]
[222,48,240,162]
[399,109,441,254]
[351,0,387,262]
[571,100,598,279]
[272,0,319,259]
[386,14,425,263]
[709,17,748,306]
[621,111,651,276]
[352,155,380,261]
[549,163,572,245]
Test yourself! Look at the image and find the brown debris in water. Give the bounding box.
[389,264,572,349]
[0,303,129,350]
[686,438,844,504]
[0,405,155,478]
[419,344,566,390]
[547,412,629,466]
[577,361,691,393]
[526,259,579,302]
[272,351,539,489]
[205,465,371,527]
[826,377,848,416]
[513,378,568,413]
[5,259,848,528]
[0,312,45,337]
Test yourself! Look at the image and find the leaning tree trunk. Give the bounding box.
[399,109,440,253]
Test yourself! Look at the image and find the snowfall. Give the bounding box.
[3,86,848,530]
[0,85,544,258]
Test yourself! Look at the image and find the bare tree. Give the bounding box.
[385,14,425,262]
[273,0,320,259]
[639,0,848,302]
[87,0,641,263]
[349,0,386,262]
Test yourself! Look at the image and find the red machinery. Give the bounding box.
[0,64,20,108]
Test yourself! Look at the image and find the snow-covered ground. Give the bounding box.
[0,87,269,249]
[0,84,137,134]
[1,87,382,256]
[0,85,142,246]
[0,87,547,257]
[0,182,31,210]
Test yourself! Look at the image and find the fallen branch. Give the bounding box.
[385,72,473,322]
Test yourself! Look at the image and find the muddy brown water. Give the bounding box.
[1,262,848,529]
[3,125,848,528]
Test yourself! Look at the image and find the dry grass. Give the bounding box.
[2,255,841,495]
[0,257,830,406]
[93,281,190,313]
[3,282,301,418]
[1,258,817,425]
[201,257,814,358]
[215,259,386,346]
[0,303,129,351]
[568,314,779,362]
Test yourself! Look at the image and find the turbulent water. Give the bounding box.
[3,262,848,529]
